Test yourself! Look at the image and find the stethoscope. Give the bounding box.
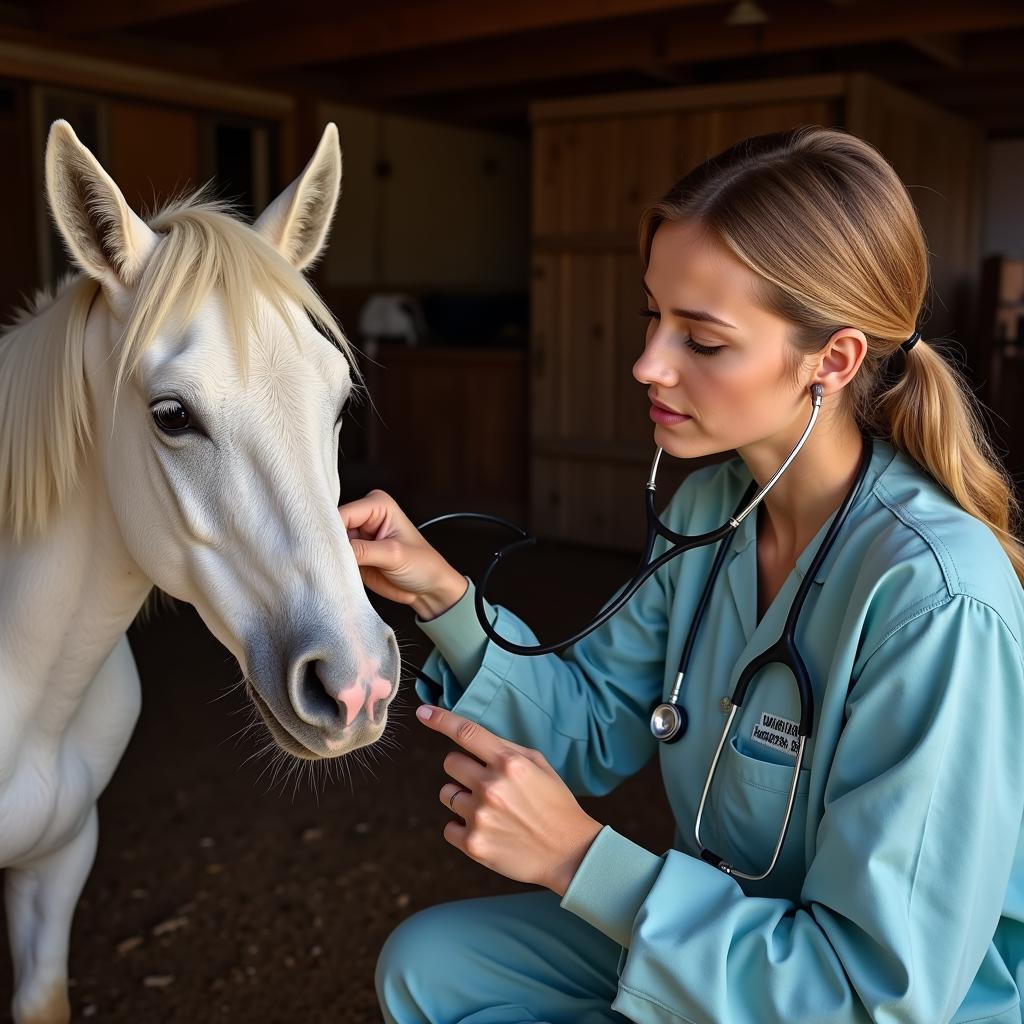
[416,382,874,880]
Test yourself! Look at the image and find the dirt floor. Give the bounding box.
[0,525,675,1024]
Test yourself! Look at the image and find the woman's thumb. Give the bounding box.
[348,534,402,570]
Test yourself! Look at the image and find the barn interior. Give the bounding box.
[0,2,1022,1020]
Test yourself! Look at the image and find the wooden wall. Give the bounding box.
[359,344,527,522]
[317,100,529,293]
[528,73,983,548]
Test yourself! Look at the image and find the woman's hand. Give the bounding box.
[415,704,603,897]
[339,490,467,619]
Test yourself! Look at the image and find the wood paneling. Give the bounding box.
[846,73,983,342]
[364,345,527,522]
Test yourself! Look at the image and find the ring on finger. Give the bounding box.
[448,785,466,811]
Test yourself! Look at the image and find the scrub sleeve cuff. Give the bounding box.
[415,577,496,688]
[559,825,665,949]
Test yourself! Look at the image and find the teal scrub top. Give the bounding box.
[414,437,1024,1024]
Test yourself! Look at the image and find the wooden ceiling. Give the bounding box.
[4,0,1024,135]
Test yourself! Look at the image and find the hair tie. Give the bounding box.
[880,326,921,382]
[901,328,921,354]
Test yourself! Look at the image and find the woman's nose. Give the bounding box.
[632,338,678,388]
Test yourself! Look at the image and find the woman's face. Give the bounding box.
[632,219,813,460]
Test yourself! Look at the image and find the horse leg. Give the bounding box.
[5,806,98,1024]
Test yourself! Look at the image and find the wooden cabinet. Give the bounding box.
[528,73,984,548]
[360,344,527,523]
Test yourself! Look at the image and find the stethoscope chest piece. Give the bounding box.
[650,701,687,742]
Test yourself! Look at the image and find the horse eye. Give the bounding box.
[152,399,192,435]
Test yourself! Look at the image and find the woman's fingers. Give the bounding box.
[415,705,508,765]
[439,781,473,817]
[347,535,404,571]
[443,749,486,788]
[338,494,381,533]
[338,489,409,537]
[337,492,461,611]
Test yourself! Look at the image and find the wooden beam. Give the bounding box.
[0,26,292,117]
[230,0,722,72]
[329,0,1024,101]
[530,72,849,121]
[40,0,248,35]
[334,20,671,101]
[904,33,962,69]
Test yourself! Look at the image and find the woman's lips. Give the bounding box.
[649,399,691,426]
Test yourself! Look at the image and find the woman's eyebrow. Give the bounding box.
[641,279,738,330]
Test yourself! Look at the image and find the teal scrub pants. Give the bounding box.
[375,891,632,1023]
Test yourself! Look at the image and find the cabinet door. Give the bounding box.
[533,249,660,451]
[530,251,561,441]
[708,99,841,152]
[533,118,621,238]
[530,457,643,549]
[531,252,617,443]
[614,252,652,449]
[617,113,677,233]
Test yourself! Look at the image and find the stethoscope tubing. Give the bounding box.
[468,384,825,658]
[410,384,872,883]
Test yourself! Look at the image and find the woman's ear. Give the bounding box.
[253,122,341,271]
[816,327,868,395]
[45,119,159,302]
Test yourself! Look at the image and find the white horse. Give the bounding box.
[0,120,399,1024]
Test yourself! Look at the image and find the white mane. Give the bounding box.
[0,194,357,541]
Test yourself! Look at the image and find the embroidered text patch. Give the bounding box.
[750,712,801,757]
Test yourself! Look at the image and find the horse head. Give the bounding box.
[43,120,400,760]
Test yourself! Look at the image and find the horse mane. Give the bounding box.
[0,192,357,542]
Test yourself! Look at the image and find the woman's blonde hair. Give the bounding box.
[640,125,1024,585]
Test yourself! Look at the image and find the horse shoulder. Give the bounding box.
[0,635,140,866]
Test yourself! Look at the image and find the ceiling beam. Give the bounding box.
[904,33,962,69]
[0,26,291,116]
[40,0,249,35]
[310,0,1024,101]
[333,20,670,101]
[229,0,723,72]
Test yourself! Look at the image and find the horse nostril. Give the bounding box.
[297,659,346,727]
[287,649,396,733]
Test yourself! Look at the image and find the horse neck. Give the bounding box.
[0,388,151,743]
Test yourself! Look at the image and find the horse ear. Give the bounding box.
[254,122,341,271]
[44,119,159,295]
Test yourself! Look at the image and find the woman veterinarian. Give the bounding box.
[342,126,1024,1024]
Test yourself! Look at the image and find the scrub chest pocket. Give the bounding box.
[710,734,812,898]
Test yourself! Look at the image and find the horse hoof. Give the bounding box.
[13,979,70,1024]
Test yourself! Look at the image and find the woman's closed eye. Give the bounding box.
[638,309,725,357]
